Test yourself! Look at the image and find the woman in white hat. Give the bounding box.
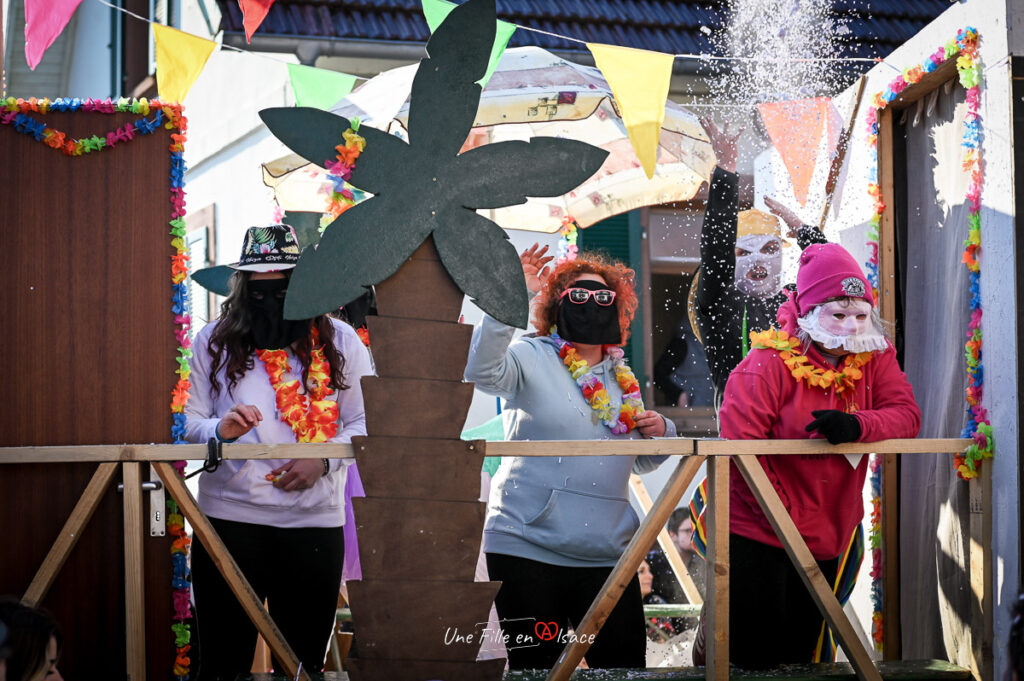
[185,225,372,679]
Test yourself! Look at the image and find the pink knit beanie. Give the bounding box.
[795,243,874,316]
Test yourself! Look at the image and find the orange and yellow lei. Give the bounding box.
[256,328,339,443]
[749,329,873,396]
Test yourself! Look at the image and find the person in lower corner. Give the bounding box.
[693,243,920,668]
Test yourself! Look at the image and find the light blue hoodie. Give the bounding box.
[465,314,675,568]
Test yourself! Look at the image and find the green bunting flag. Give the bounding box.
[421,0,516,87]
[286,63,358,110]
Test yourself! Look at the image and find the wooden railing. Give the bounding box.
[1,437,976,681]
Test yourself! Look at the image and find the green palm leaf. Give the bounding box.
[262,0,608,327]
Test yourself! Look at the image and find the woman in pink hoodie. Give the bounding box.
[715,243,920,668]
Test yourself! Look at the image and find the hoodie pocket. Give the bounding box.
[212,460,342,513]
[523,488,638,561]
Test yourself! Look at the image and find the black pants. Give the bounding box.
[191,517,345,681]
[729,533,839,669]
[485,552,646,670]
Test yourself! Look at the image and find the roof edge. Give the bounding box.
[221,32,704,75]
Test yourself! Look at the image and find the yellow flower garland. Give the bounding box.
[749,329,873,396]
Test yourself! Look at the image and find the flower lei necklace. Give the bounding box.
[549,329,644,434]
[749,329,873,396]
[256,327,339,443]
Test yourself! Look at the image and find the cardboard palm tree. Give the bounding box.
[260,1,607,678]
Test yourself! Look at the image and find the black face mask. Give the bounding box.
[247,278,310,350]
[556,279,621,345]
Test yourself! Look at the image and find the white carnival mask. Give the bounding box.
[797,299,888,354]
[734,234,782,297]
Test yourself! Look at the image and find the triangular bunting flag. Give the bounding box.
[758,98,841,207]
[587,43,674,179]
[152,24,217,104]
[238,0,276,43]
[422,0,516,87]
[286,64,357,110]
[24,0,83,70]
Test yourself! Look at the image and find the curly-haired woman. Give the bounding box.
[465,243,676,670]
[185,225,372,680]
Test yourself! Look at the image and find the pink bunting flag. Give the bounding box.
[238,0,276,43]
[24,0,84,70]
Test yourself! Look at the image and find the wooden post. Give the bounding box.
[969,469,992,681]
[628,473,703,604]
[21,462,120,607]
[154,463,310,681]
[122,462,147,681]
[733,455,881,681]
[545,453,705,681]
[876,104,902,660]
[705,456,730,681]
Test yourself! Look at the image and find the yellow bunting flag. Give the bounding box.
[586,43,674,179]
[152,24,217,104]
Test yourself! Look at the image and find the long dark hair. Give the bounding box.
[208,271,348,398]
[0,598,61,681]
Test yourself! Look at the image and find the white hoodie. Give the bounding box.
[185,318,372,528]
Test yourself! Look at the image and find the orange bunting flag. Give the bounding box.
[586,43,674,179]
[238,0,276,43]
[757,98,843,207]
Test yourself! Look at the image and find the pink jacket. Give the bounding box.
[719,302,920,559]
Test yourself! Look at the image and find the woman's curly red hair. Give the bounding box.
[531,253,638,344]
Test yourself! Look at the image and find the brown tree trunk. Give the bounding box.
[345,236,505,681]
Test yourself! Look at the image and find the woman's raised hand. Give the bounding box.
[216,404,262,441]
[521,243,554,294]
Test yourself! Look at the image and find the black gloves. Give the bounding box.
[805,409,861,444]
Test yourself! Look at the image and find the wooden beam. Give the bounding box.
[695,438,969,456]
[21,462,120,607]
[0,442,356,463]
[705,455,730,681]
[882,452,901,660]
[122,462,146,681]
[629,474,703,605]
[545,455,706,681]
[887,59,960,111]
[968,469,992,681]
[876,102,902,661]
[154,462,310,681]
[487,439,696,458]
[877,105,897,331]
[0,437,972,464]
[733,455,881,681]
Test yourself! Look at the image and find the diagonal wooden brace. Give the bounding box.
[545,453,706,681]
[22,462,120,608]
[732,455,881,681]
[628,474,703,605]
[154,463,311,681]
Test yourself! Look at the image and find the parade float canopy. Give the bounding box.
[262,46,715,233]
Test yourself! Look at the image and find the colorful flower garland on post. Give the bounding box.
[2,95,195,680]
[861,25,987,653]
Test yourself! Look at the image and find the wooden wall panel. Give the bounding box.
[0,111,178,680]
